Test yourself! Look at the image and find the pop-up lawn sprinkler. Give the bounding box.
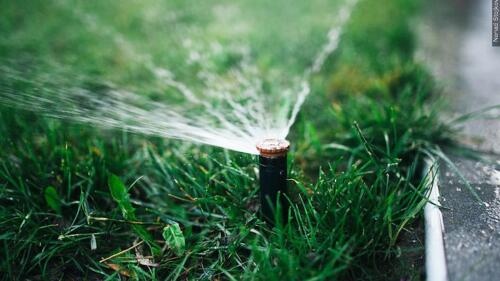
[256,139,290,225]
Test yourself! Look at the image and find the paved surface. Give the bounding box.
[440,159,500,281]
[419,0,500,280]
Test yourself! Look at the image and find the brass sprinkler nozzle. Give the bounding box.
[256,139,290,158]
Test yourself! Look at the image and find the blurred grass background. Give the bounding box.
[0,0,453,280]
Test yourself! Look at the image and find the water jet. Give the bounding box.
[256,138,290,225]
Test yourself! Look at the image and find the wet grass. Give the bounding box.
[0,0,454,280]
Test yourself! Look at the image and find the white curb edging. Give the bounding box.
[424,160,448,281]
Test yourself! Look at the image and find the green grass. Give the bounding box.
[1,0,454,280]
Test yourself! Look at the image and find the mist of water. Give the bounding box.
[0,0,357,155]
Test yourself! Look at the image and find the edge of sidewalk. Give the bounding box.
[424,159,448,281]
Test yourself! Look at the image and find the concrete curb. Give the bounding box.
[424,160,448,281]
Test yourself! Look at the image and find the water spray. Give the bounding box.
[0,0,358,225]
[256,139,290,225]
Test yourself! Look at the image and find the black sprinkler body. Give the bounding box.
[256,139,290,225]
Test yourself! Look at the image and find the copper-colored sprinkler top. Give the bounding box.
[256,139,290,158]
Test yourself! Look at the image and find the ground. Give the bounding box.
[0,0,455,280]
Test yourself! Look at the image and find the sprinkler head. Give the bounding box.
[257,139,290,225]
[256,139,290,158]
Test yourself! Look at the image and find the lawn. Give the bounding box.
[1,0,453,280]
